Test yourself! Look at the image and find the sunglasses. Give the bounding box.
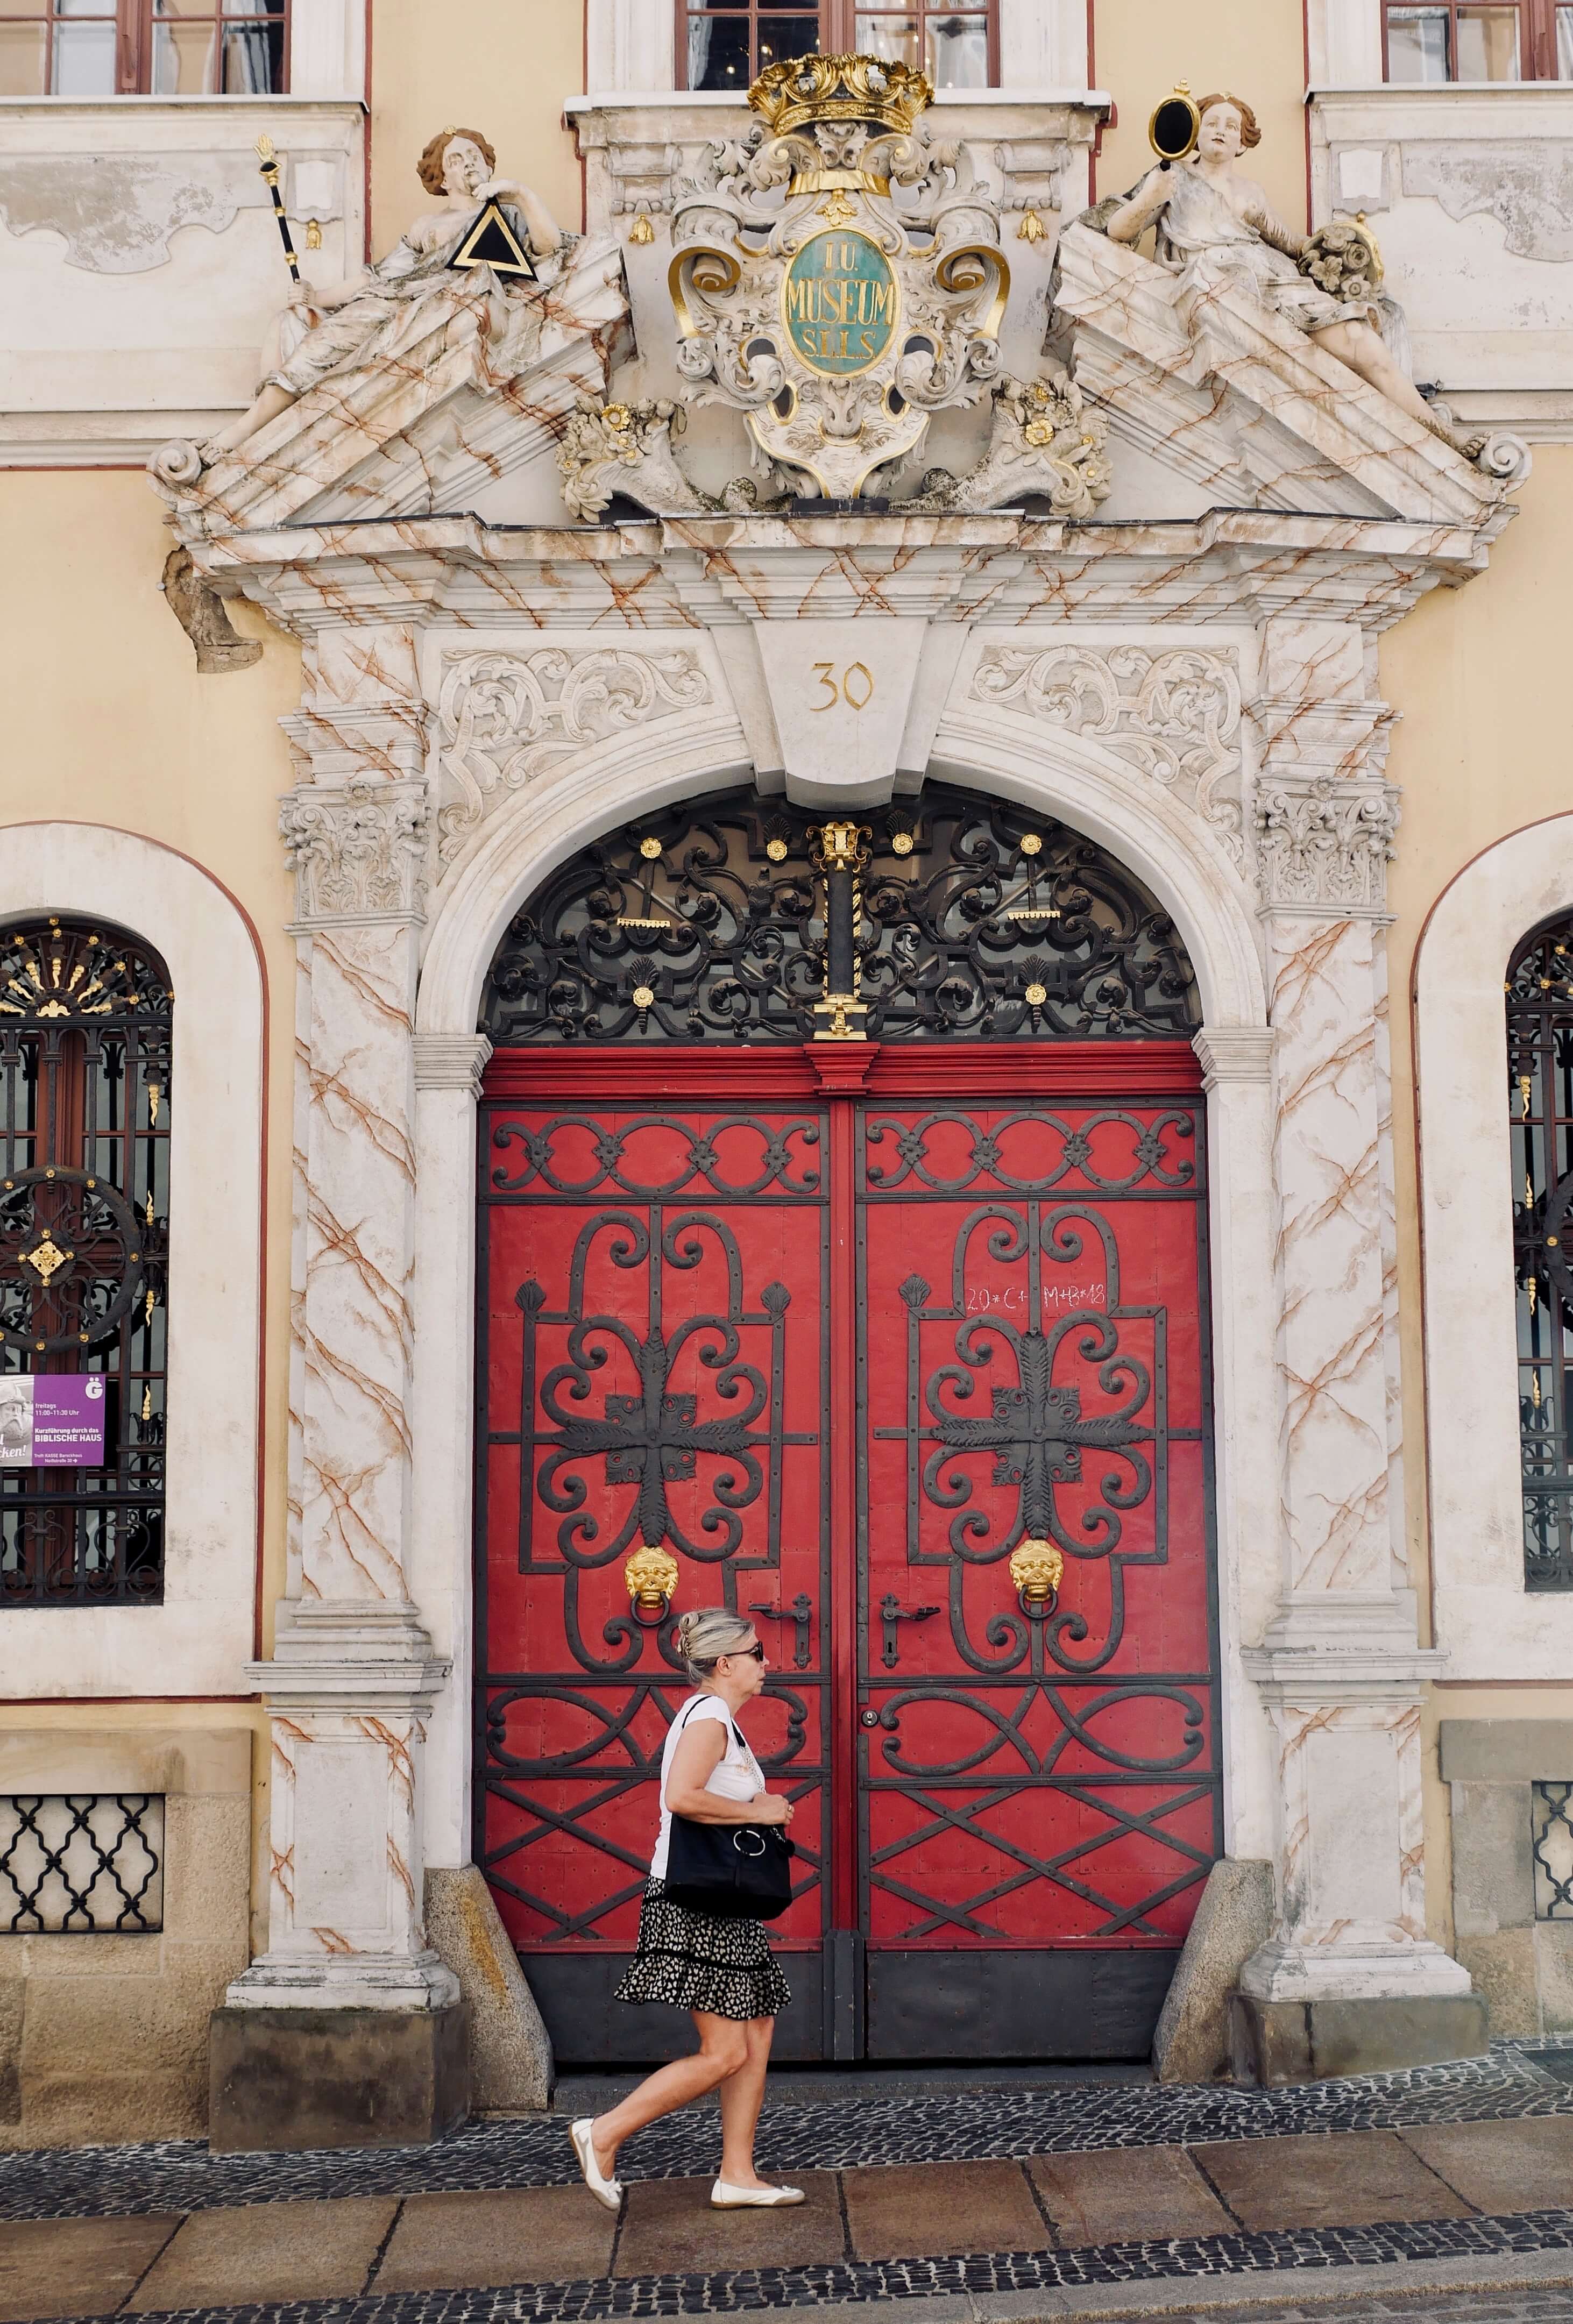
[724,1643,767,1663]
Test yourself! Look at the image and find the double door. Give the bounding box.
[474,1044,1220,2063]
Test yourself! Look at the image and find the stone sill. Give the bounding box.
[0,94,367,108]
[1310,80,1573,96]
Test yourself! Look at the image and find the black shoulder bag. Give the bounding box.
[662,1704,794,1921]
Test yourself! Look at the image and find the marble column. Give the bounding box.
[225,757,457,2017]
[1238,619,1471,2024]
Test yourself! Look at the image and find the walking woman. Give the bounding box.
[569,1607,803,2210]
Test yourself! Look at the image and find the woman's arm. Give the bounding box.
[479,178,563,258]
[1104,167,1174,246]
[664,1721,790,1827]
[1241,189,1307,261]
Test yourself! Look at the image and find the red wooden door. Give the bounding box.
[475,1049,1218,2064]
[856,1096,1218,2057]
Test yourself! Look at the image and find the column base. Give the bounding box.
[208,2002,470,2151]
[1228,1991,1489,2086]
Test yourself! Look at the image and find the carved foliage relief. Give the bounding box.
[969,644,1245,870]
[436,648,713,864]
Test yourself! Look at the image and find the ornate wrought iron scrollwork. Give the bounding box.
[480,783,1200,1046]
[881,1200,1159,1675]
[1508,911,1573,1589]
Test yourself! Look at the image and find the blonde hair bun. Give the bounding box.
[675,1604,756,1683]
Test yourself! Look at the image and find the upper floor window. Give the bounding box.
[1385,1,1573,80]
[0,0,288,97]
[679,1,995,93]
[0,918,170,1609]
[1510,910,1573,1591]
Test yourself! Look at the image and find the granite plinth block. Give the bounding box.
[207,2003,469,2152]
[424,1866,551,2112]
[1229,1992,1490,2086]
[1152,1858,1273,2084]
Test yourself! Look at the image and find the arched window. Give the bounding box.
[0,917,171,1607]
[1510,909,1573,1589]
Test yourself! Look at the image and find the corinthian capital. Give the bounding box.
[1254,772,1400,918]
[279,779,429,929]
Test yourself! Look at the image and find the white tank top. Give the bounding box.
[650,1693,764,1880]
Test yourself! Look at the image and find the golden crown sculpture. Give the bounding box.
[748,52,934,139]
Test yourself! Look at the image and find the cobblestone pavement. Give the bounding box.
[7,2045,1573,2223]
[6,2048,1573,2323]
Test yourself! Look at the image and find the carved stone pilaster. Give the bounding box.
[232,777,452,2019]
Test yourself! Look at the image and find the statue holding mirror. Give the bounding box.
[1101,89,1484,458]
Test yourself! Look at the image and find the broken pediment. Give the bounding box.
[1051,218,1529,529]
[148,235,629,534]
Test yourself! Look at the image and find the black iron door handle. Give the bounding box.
[879,1593,940,1669]
[747,1591,814,1669]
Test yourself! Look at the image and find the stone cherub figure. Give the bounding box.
[1103,93,1483,458]
[200,127,562,463]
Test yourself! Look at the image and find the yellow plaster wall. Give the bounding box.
[1090,0,1309,229]
[0,468,298,1712]
[1379,451,1573,1945]
[369,0,586,247]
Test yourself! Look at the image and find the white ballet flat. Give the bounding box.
[710,2178,805,2207]
[569,2116,623,2212]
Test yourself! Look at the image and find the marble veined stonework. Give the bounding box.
[141,81,1532,2051]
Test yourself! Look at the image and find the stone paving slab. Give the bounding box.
[614,2172,846,2276]
[0,2218,178,2324]
[842,2159,1048,2263]
[1027,2146,1232,2245]
[1400,2119,1573,2216]
[125,2199,400,2313]
[1192,2130,1473,2231]
[375,2189,616,2297]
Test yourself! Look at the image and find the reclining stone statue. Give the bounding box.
[1100,91,1485,459]
[199,126,562,464]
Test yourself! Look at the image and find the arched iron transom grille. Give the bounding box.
[1510,909,1573,1590]
[480,784,1200,1046]
[0,916,171,1608]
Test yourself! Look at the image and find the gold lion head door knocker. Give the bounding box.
[623,1544,681,1627]
[1008,1537,1065,1620]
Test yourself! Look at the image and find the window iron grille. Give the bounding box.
[0,915,171,1608]
[1533,1780,1573,1919]
[480,783,1199,1048]
[1508,911,1573,1589]
[0,1794,164,1932]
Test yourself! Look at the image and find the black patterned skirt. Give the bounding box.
[615,1878,792,2022]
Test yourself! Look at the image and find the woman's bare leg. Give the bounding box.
[716,2016,777,2187]
[1312,321,1485,455]
[591,2012,748,2176]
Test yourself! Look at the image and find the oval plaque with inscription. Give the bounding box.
[782,230,899,378]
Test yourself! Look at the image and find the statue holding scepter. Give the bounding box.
[200,127,562,464]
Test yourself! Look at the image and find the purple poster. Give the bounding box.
[0,1377,107,1467]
